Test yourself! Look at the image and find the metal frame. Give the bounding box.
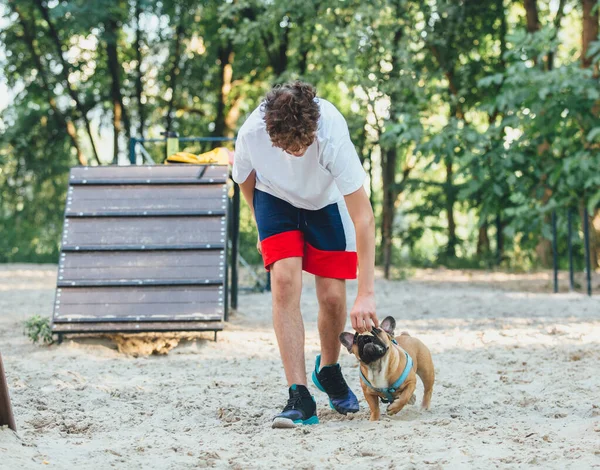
[552,211,558,293]
[53,322,223,342]
[129,136,236,165]
[230,182,240,310]
[551,207,595,296]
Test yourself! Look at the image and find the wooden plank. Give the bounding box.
[53,302,222,320]
[62,216,225,248]
[53,285,223,322]
[70,178,227,185]
[60,251,224,282]
[54,306,222,321]
[56,285,222,303]
[70,165,227,182]
[52,321,223,333]
[66,184,226,215]
[0,353,16,431]
[61,244,224,252]
[66,211,226,217]
[56,279,223,287]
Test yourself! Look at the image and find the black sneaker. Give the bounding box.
[312,354,359,415]
[272,384,319,428]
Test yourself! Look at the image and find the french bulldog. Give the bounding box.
[340,316,434,421]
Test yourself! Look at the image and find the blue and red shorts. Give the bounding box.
[254,189,358,279]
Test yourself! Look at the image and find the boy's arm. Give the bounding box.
[238,170,256,218]
[233,135,261,252]
[238,171,261,253]
[344,186,378,333]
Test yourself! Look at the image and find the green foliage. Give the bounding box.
[24,315,55,345]
[0,0,598,271]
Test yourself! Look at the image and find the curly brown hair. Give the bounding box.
[262,81,320,153]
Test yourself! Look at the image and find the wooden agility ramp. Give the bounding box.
[0,353,16,431]
[51,165,229,340]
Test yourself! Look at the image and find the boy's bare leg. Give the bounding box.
[315,276,347,366]
[271,257,306,386]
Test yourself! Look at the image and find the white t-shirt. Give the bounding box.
[232,99,366,210]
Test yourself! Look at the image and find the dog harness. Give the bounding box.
[358,340,414,404]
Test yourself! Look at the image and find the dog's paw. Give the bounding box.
[409,394,416,405]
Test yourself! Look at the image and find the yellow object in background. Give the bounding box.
[166,152,200,164]
[165,147,231,165]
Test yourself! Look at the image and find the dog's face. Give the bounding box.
[340,316,396,364]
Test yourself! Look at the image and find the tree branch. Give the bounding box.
[10,2,87,165]
[34,0,101,165]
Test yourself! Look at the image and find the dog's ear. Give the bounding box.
[380,316,396,336]
[339,332,355,353]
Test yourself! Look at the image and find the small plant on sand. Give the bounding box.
[24,315,54,345]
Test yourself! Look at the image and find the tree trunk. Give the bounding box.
[135,0,145,139]
[582,0,599,71]
[35,0,101,165]
[445,157,457,258]
[524,0,541,66]
[380,2,406,279]
[496,213,505,264]
[13,3,86,165]
[499,0,507,62]
[214,45,233,139]
[547,0,567,70]
[273,28,290,78]
[105,18,130,164]
[524,0,540,32]
[477,223,490,256]
[111,95,122,163]
[381,147,397,279]
[535,188,553,267]
[166,17,185,134]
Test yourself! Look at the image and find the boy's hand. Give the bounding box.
[257,235,262,254]
[350,293,378,333]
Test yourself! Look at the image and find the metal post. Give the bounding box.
[266,271,271,292]
[223,185,230,322]
[231,183,240,310]
[552,210,558,293]
[161,131,179,162]
[0,353,16,431]
[583,208,592,296]
[129,138,137,164]
[223,239,229,322]
[568,208,575,291]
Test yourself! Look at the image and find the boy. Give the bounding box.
[232,81,378,428]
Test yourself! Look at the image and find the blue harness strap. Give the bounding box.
[359,346,414,404]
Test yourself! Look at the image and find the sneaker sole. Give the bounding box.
[272,416,319,429]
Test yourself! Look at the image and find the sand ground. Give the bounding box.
[0,264,599,469]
